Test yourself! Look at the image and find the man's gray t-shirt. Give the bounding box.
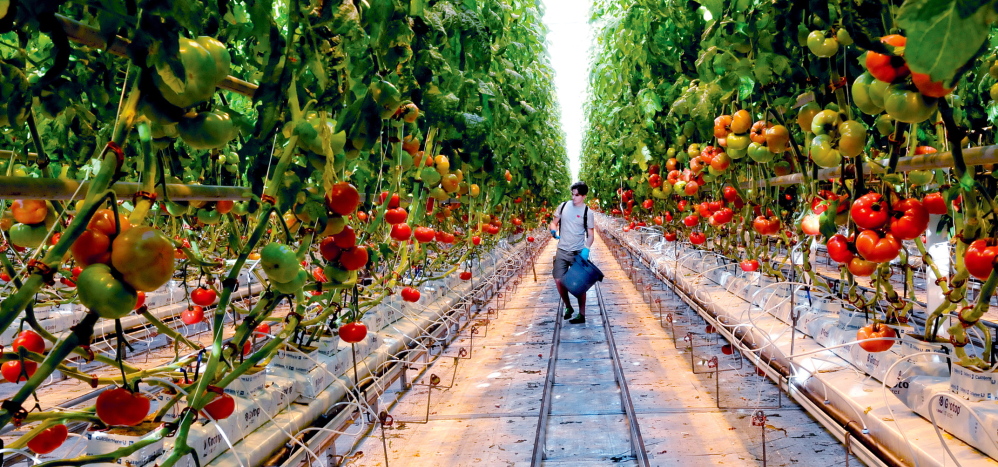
[556,201,595,252]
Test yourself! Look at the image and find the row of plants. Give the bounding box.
[580,0,998,370]
[0,0,569,463]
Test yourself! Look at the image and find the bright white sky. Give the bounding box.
[539,0,595,182]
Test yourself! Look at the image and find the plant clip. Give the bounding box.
[949,334,969,348]
[26,259,55,285]
[89,374,99,388]
[162,420,179,437]
[79,345,95,362]
[828,76,848,91]
[260,194,277,206]
[106,141,125,173]
[135,305,149,315]
[957,308,978,328]
[133,190,157,205]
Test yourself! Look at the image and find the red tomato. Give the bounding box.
[856,323,896,352]
[332,225,357,248]
[460,271,472,280]
[339,246,368,271]
[12,330,45,354]
[740,260,760,272]
[683,214,699,227]
[664,232,678,242]
[922,192,948,215]
[865,35,909,83]
[800,214,821,236]
[965,238,998,280]
[889,198,929,240]
[722,186,741,204]
[855,230,901,263]
[384,208,408,225]
[527,236,535,242]
[390,223,412,241]
[826,234,855,263]
[847,257,879,277]
[401,286,421,302]
[181,306,205,325]
[753,216,781,236]
[339,322,367,343]
[319,236,342,261]
[911,72,953,98]
[96,388,150,426]
[2,360,36,383]
[472,236,482,246]
[312,266,328,282]
[690,232,706,245]
[88,209,131,237]
[27,424,68,454]
[215,200,234,214]
[70,229,112,267]
[254,323,271,337]
[190,287,217,306]
[203,391,236,420]
[413,226,436,243]
[326,182,361,215]
[850,193,889,230]
[134,291,146,310]
[642,199,654,210]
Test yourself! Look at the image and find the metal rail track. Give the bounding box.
[531,244,650,466]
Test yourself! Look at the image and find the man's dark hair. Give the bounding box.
[570,181,588,196]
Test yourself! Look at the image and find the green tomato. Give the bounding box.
[875,114,895,137]
[76,264,137,319]
[852,72,885,115]
[166,201,189,216]
[908,170,933,185]
[197,208,222,225]
[195,36,231,86]
[836,28,853,46]
[806,31,839,57]
[272,268,307,294]
[178,111,236,150]
[261,243,300,283]
[231,201,250,216]
[682,121,696,137]
[810,109,842,135]
[837,120,867,158]
[666,147,677,157]
[868,79,890,109]
[884,84,938,123]
[673,181,688,196]
[747,142,774,163]
[810,134,841,168]
[990,82,998,102]
[727,146,747,160]
[687,144,700,159]
[677,135,688,146]
[9,223,47,248]
[726,133,750,151]
[152,37,217,109]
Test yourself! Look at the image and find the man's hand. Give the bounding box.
[550,229,559,239]
[580,248,590,260]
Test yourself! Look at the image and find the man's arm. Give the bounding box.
[585,228,595,248]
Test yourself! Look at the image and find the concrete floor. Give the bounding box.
[339,234,862,466]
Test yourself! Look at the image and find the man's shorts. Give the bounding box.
[552,248,579,281]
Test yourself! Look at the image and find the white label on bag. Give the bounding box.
[950,365,998,402]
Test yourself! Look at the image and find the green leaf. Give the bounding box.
[897,0,991,83]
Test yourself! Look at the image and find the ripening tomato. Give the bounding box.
[111,227,176,292]
[826,234,854,263]
[12,330,45,354]
[847,257,879,277]
[2,360,36,383]
[910,72,953,98]
[190,287,217,306]
[27,424,68,454]
[88,209,131,237]
[856,323,896,352]
[10,200,47,225]
[71,229,112,267]
[965,238,998,280]
[339,322,368,343]
[855,230,901,263]
[96,388,150,426]
[181,306,205,325]
[134,291,146,310]
[850,193,889,230]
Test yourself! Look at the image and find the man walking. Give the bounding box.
[549,181,596,323]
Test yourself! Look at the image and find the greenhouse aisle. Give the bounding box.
[340,234,860,466]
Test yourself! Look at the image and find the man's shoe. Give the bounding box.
[563,307,574,319]
[568,314,586,324]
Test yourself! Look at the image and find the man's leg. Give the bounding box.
[555,279,574,318]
